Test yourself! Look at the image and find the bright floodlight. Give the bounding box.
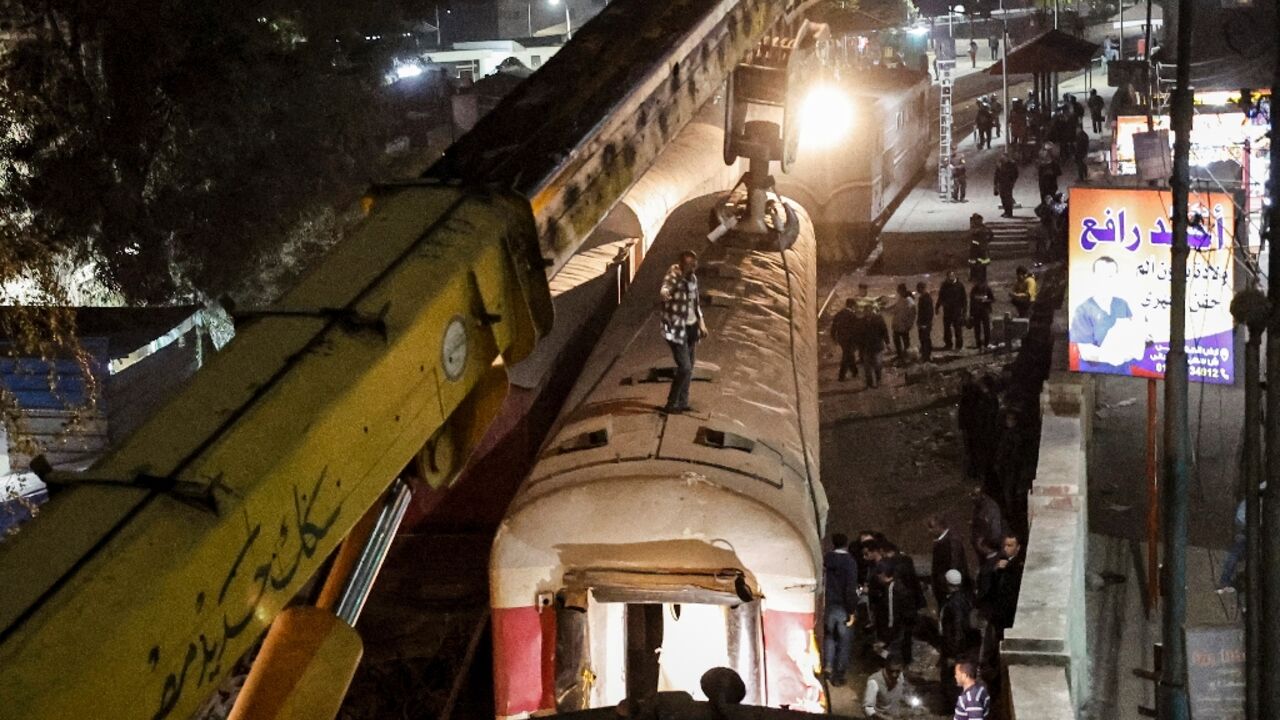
[799,85,854,151]
[908,26,929,36]
[549,0,561,5]
[395,62,424,80]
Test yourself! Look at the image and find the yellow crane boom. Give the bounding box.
[0,0,823,715]
[0,186,551,720]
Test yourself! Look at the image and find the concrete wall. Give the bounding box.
[1003,373,1093,719]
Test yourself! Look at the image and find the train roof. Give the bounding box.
[492,194,826,606]
[847,65,927,88]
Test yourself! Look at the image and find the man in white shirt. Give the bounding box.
[863,658,916,718]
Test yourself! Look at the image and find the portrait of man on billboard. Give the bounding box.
[1069,255,1147,373]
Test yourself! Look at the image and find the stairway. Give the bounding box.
[987,217,1040,259]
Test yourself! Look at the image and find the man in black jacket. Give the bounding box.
[993,533,1026,631]
[928,516,971,609]
[831,298,859,382]
[874,561,917,665]
[937,570,978,706]
[822,533,860,685]
[994,153,1019,218]
[915,281,935,362]
[938,271,967,350]
[969,279,996,350]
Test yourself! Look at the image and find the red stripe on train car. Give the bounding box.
[492,606,556,716]
[762,609,821,710]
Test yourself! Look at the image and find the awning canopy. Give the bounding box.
[986,29,1100,75]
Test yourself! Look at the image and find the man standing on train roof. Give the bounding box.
[660,249,707,414]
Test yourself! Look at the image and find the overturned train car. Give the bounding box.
[490,195,828,718]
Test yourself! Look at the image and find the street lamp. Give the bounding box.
[549,0,571,39]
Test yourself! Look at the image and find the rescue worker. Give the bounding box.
[831,298,859,382]
[993,153,1019,218]
[1010,265,1037,318]
[967,214,992,282]
[659,249,707,414]
[975,101,993,150]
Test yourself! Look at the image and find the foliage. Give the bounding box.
[0,0,423,304]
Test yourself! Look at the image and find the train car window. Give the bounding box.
[558,427,610,453]
[695,427,756,453]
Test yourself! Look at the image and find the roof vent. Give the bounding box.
[558,427,609,453]
[696,427,755,453]
[623,367,716,385]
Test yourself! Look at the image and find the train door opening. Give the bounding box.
[556,593,763,712]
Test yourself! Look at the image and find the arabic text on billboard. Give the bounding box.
[1068,188,1235,385]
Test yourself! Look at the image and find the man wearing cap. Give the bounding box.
[938,570,977,706]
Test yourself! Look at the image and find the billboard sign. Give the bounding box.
[1068,187,1235,384]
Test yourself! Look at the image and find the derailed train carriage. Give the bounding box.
[490,194,828,718]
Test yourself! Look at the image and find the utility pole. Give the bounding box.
[1263,12,1280,716]
[1159,0,1194,716]
[1000,0,1009,146]
[1232,270,1267,720]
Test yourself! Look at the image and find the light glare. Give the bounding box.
[799,85,854,151]
[394,62,424,80]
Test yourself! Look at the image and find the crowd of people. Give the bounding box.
[950,86,1111,257]
[822,515,1026,718]
[828,218,1042,385]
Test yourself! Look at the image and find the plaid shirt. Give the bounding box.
[660,263,701,343]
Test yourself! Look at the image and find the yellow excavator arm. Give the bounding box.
[0,184,551,720]
[0,0,826,714]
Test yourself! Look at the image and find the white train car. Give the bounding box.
[490,194,828,718]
